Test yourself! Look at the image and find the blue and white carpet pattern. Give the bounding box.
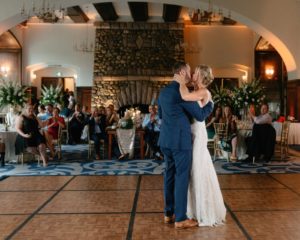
[0,145,300,177]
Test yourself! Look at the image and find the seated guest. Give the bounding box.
[15,104,48,167]
[206,106,222,139]
[249,103,272,125]
[37,104,48,121]
[105,105,119,127]
[45,104,54,120]
[220,105,238,161]
[82,105,91,123]
[45,107,65,158]
[68,104,85,144]
[247,103,276,162]
[142,105,163,160]
[88,107,106,160]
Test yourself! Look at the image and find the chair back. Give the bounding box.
[280,121,290,145]
[213,123,228,140]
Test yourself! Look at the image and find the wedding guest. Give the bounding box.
[68,104,85,144]
[106,105,119,127]
[6,106,19,129]
[247,103,276,162]
[45,107,65,158]
[45,103,53,120]
[249,103,272,125]
[88,107,106,160]
[37,104,48,121]
[206,106,222,139]
[220,105,238,161]
[82,105,91,123]
[15,104,48,167]
[142,105,163,160]
[68,91,76,108]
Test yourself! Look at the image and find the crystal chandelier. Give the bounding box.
[188,0,236,25]
[21,0,66,23]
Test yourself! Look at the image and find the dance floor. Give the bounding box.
[1,174,300,239]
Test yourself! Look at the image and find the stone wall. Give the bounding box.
[92,22,184,108]
[94,22,184,76]
[92,76,170,108]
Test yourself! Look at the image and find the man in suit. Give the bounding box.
[158,61,213,229]
[88,107,106,160]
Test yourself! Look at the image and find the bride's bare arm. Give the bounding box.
[174,74,207,101]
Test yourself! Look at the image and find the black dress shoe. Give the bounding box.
[155,155,164,161]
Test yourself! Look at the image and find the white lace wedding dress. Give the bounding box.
[187,120,226,226]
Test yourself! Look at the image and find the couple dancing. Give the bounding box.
[158,62,226,229]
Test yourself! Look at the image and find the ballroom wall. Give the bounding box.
[13,23,256,88]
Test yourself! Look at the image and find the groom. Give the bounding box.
[158,62,213,229]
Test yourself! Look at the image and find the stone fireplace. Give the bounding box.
[92,22,184,109]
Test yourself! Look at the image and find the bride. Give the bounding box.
[175,65,226,226]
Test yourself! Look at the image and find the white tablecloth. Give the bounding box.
[0,130,17,162]
[272,122,300,145]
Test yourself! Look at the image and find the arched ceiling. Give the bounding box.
[0,0,298,79]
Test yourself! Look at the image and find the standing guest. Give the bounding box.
[68,104,85,144]
[15,104,48,167]
[45,107,65,158]
[142,105,163,160]
[68,91,76,109]
[63,88,70,108]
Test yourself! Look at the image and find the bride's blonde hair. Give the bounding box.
[194,65,214,87]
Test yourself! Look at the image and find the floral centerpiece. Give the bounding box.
[232,80,266,118]
[119,108,141,129]
[0,79,28,109]
[211,85,233,107]
[40,84,63,105]
[232,80,265,108]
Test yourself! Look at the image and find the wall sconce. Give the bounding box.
[0,66,10,77]
[56,71,62,77]
[265,66,274,79]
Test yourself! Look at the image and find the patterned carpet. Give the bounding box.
[0,144,300,177]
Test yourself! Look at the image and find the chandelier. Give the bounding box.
[21,0,66,23]
[188,0,236,25]
[73,7,94,53]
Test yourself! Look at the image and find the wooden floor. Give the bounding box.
[1,174,300,239]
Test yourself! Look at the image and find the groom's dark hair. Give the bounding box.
[173,61,187,74]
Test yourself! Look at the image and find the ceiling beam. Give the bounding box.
[128,2,148,22]
[67,6,89,23]
[93,2,118,21]
[162,4,182,23]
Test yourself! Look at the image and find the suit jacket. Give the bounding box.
[88,116,106,137]
[247,123,276,158]
[158,81,213,150]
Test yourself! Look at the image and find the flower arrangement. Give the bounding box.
[232,80,266,109]
[0,79,28,109]
[40,84,63,105]
[119,108,141,129]
[211,85,233,106]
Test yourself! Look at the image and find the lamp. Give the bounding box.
[0,66,10,77]
[21,0,66,23]
[265,66,274,79]
[188,0,236,25]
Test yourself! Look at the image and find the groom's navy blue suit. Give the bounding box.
[158,81,213,222]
